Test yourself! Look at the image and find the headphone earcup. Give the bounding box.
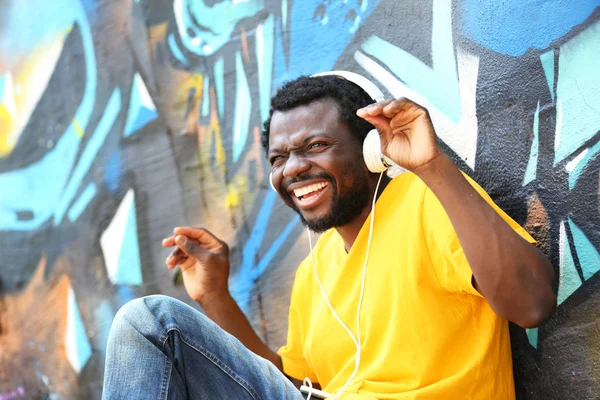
[269,172,277,192]
[362,129,394,173]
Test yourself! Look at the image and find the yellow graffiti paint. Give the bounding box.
[0,32,68,158]
[0,106,15,157]
[72,118,84,138]
[214,124,226,169]
[225,177,248,209]
[225,184,240,208]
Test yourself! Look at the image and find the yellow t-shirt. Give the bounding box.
[278,172,536,399]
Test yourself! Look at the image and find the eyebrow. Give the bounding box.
[268,132,334,156]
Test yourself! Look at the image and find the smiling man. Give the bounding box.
[268,98,375,238]
[102,74,557,400]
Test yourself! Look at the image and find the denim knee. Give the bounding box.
[110,295,173,337]
[112,295,210,338]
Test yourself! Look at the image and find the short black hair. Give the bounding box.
[261,75,376,155]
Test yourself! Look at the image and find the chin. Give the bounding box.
[300,214,336,233]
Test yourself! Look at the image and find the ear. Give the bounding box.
[269,172,277,192]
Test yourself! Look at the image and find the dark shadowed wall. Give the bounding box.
[0,0,599,398]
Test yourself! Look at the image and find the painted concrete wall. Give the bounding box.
[0,0,599,398]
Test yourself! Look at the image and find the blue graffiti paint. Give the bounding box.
[66,288,92,374]
[238,191,277,275]
[214,57,225,119]
[360,0,461,123]
[0,73,10,101]
[55,89,121,224]
[274,0,381,85]
[457,0,598,56]
[554,19,600,165]
[523,102,540,186]
[168,34,188,65]
[233,52,252,163]
[256,13,275,124]
[201,75,210,117]
[230,191,299,311]
[254,216,300,276]
[0,0,98,231]
[116,285,136,304]
[115,193,143,286]
[93,300,115,355]
[172,0,264,57]
[568,219,600,280]
[558,223,582,305]
[105,150,122,193]
[67,183,97,222]
[540,50,555,101]
[273,20,287,92]
[281,0,288,28]
[124,74,158,137]
[0,124,82,230]
[568,139,600,190]
[0,0,84,63]
[526,328,538,349]
[569,141,600,190]
[0,91,114,230]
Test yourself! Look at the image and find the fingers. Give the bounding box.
[173,227,226,251]
[162,236,176,247]
[357,98,421,119]
[164,227,228,270]
[174,234,213,261]
[381,98,420,118]
[357,100,396,143]
[165,238,202,270]
[356,99,393,118]
[166,247,185,269]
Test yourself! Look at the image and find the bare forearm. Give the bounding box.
[415,153,556,327]
[199,293,283,370]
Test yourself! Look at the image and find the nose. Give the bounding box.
[282,152,311,180]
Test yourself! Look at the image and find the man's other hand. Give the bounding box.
[162,227,230,305]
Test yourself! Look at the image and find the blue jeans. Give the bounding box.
[102,295,305,400]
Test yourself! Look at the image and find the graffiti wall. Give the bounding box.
[0,0,598,398]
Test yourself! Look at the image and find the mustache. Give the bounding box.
[283,172,334,192]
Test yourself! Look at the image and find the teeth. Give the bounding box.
[293,182,328,198]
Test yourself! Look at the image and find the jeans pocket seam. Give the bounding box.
[159,356,172,400]
[163,327,261,400]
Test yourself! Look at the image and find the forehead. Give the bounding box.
[268,98,347,149]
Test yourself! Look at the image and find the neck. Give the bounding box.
[335,174,391,252]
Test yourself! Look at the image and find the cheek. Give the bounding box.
[339,158,367,187]
[271,169,283,189]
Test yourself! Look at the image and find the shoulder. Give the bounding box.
[385,171,428,197]
[378,172,430,213]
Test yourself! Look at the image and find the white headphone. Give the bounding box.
[269,71,394,192]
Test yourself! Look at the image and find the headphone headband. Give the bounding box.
[311,71,385,102]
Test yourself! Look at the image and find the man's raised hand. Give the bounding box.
[162,227,230,305]
[357,98,441,173]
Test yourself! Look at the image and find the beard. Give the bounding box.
[282,171,371,233]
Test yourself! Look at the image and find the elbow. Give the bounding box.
[514,293,557,329]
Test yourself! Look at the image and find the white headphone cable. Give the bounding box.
[305,171,385,400]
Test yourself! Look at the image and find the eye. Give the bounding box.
[308,142,327,150]
[270,155,285,166]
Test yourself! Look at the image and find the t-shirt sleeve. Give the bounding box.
[277,261,318,382]
[422,173,537,297]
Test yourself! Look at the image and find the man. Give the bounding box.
[102,75,556,399]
